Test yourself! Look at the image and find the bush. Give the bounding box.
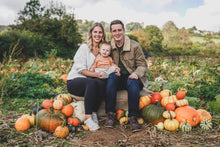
[4,72,60,99]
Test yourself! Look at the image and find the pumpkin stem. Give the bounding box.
[156,100,162,107]
[49,106,54,113]
[168,110,172,120]
[169,91,172,96]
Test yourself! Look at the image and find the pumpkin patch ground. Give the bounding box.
[0,108,219,146]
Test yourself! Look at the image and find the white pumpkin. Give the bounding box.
[156,122,164,130]
[70,101,85,122]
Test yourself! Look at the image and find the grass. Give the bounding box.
[191,36,220,44]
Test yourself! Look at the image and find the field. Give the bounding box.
[191,36,220,44]
[0,55,220,146]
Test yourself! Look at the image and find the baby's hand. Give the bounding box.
[115,71,120,76]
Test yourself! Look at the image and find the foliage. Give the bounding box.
[4,72,61,99]
[126,22,143,31]
[9,0,82,58]
[143,25,163,55]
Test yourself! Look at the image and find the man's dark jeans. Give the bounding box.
[105,73,143,117]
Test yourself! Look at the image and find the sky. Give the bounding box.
[0,0,220,32]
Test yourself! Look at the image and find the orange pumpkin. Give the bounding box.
[165,103,176,111]
[61,104,74,117]
[54,125,69,138]
[67,117,80,127]
[116,109,125,120]
[151,93,162,104]
[197,109,212,122]
[53,100,63,110]
[82,125,89,131]
[175,106,200,127]
[36,107,66,132]
[161,95,177,107]
[59,74,68,82]
[15,117,31,131]
[42,99,53,109]
[139,96,151,110]
[176,91,185,100]
[160,90,171,98]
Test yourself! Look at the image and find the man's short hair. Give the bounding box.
[110,20,125,31]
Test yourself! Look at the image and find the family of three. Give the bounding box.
[66,20,148,132]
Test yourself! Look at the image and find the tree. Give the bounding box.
[162,21,178,48]
[126,22,143,31]
[9,0,82,58]
[143,25,163,54]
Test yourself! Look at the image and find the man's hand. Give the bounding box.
[128,73,138,79]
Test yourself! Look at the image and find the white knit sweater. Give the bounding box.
[67,44,95,80]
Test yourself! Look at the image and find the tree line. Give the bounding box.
[0,0,219,61]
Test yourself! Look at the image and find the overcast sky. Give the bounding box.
[0,0,220,32]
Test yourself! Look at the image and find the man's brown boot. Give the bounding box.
[130,116,141,133]
[105,112,115,128]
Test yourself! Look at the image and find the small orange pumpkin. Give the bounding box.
[197,109,212,122]
[54,125,69,138]
[56,94,72,104]
[61,104,74,117]
[139,96,151,110]
[42,99,53,109]
[59,74,68,82]
[116,109,125,120]
[161,95,177,107]
[67,117,80,127]
[176,91,185,100]
[165,103,176,111]
[15,117,31,131]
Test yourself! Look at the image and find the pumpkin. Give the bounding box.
[197,109,212,122]
[36,107,66,132]
[54,124,69,138]
[82,125,89,131]
[116,109,125,120]
[54,95,68,106]
[61,104,74,117]
[56,94,72,104]
[68,117,80,127]
[119,116,129,125]
[165,103,176,111]
[164,111,179,131]
[162,110,176,119]
[175,99,188,107]
[176,91,185,100]
[42,99,53,109]
[138,117,144,125]
[139,96,151,109]
[15,117,31,131]
[200,120,212,130]
[21,112,35,126]
[179,120,192,132]
[156,122,164,130]
[175,106,200,127]
[151,92,162,104]
[161,95,177,107]
[70,101,85,122]
[142,101,166,125]
[160,90,171,98]
[53,100,63,110]
[59,74,68,82]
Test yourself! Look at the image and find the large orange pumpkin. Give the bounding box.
[197,109,212,122]
[139,96,151,110]
[36,107,66,132]
[175,106,200,127]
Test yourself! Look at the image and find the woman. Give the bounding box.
[67,23,106,131]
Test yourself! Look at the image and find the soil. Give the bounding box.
[0,112,220,147]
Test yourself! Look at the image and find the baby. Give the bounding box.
[90,42,120,78]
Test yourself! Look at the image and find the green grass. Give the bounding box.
[191,36,220,44]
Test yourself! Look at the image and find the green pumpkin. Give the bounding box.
[200,120,212,130]
[142,101,166,125]
[179,121,192,132]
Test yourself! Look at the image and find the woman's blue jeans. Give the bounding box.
[105,73,143,117]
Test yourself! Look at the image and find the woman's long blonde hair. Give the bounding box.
[87,22,106,51]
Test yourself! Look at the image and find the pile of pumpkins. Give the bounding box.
[138,89,213,132]
[15,94,88,138]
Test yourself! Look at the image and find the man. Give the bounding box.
[105,20,148,132]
